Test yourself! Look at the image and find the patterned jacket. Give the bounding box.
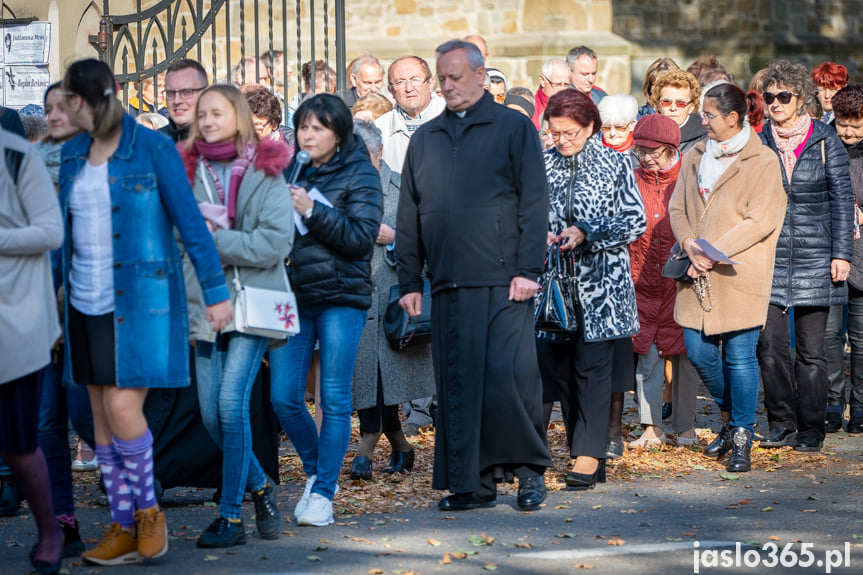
[545,137,646,341]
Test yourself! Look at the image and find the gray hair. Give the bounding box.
[353,118,382,155]
[541,57,569,79]
[763,59,818,114]
[349,53,384,77]
[566,45,598,68]
[597,94,638,126]
[435,40,484,71]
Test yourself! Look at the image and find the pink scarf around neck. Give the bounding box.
[194,140,256,225]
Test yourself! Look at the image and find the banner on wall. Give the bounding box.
[0,22,51,109]
[1,21,51,65]
[3,65,51,108]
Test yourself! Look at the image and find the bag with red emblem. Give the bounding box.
[232,266,300,340]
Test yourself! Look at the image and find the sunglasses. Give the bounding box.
[762,91,798,105]
[659,98,690,109]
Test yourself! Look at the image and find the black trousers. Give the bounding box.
[825,285,863,413]
[757,304,829,441]
[537,336,613,459]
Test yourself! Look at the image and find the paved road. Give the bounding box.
[3,425,861,575]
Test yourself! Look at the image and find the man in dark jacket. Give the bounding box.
[397,40,552,512]
[159,59,208,143]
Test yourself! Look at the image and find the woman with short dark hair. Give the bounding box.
[758,60,855,453]
[537,89,645,490]
[269,94,382,526]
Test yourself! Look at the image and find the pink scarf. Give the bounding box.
[194,140,256,225]
[771,114,812,179]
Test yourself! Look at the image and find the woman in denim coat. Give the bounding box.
[57,59,231,566]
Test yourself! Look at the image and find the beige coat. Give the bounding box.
[669,128,787,335]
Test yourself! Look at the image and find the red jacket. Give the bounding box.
[629,158,685,356]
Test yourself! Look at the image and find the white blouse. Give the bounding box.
[68,161,114,315]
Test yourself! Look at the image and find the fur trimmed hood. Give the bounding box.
[178,136,292,186]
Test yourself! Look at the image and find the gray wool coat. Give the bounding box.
[352,161,435,410]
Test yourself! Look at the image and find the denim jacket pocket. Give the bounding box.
[121,174,158,194]
[135,260,173,314]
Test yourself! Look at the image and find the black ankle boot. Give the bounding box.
[703,424,732,458]
[726,427,752,473]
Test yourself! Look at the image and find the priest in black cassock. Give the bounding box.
[396,39,552,512]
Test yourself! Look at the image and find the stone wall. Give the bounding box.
[614,0,863,101]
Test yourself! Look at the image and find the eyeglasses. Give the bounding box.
[548,127,584,142]
[700,111,724,121]
[391,77,428,91]
[762,91,798,105]
[163,87,207,100]
[541,75,569,90]
[634,148,666,160]
[659,98,691,109]
[600,122,633,133]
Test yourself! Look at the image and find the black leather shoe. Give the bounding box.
[251,475,281,540]
[703,424,732,458]
[662,402,673,420]
[31,521,85,560]
[565,460,606,491]
[349,456,373,480]
[197,517,247,548]
[825,406,844,434]
[29,558,62,575]
[0,474,21,517]
[726,427,752,472]
[605,439,624,460]
[848,412,863,434]
[759,427,796,448]
[438,492,496,511]
[383,449,415,474]
[794,435,823,452]
[516,476,546,511]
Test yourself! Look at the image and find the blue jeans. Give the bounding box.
[683,327,761,436]
[195,333,269,520]
[38,360,94,516]
[269,305,366,500]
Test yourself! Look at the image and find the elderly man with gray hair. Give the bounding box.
[344,54,385,108]
[567,45,607,105]
[532,57,570,128]
[397,39,551,513]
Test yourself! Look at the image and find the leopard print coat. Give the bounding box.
[545,137,646,342]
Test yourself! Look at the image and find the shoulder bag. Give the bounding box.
[384,279,432,350]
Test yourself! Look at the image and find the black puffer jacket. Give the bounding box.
[760,119,855,307]
[285,133,383,310]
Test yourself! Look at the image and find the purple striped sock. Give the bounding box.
[114,429,157,511]
[94,443,135,528]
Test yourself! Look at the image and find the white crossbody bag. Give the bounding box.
[200,162,300,339]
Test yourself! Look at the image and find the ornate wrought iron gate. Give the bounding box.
[89,0,346,112]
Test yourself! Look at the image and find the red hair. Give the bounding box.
[745,90,764,127]
[811,62,849,90]
[543,88,601,136]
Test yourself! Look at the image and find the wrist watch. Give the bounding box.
[304,204,314,220]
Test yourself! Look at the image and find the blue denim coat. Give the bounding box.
[58,114,230,388]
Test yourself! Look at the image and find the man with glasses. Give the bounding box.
[375,55,445,173]
[532,57,570,129]
[159,59,208,143]
[375,55,445,436]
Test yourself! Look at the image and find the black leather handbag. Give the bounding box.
[534,243,579,333]
[661,243,693,283]
[384,279,432,350]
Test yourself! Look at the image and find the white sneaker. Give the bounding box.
[294,475,316,518]
[297,493,334,526]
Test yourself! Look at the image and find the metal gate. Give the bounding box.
[89,0,346,113]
